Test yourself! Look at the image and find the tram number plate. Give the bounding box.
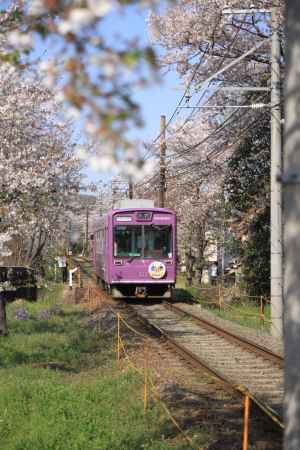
[138,272,147,277]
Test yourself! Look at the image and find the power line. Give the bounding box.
[143,17,258,166]
[142,44,210,162]
[166,92,269,162]
[165,111,268,183]
[170,19,248,134]
[143,17,255,169]
[141,21,271,192]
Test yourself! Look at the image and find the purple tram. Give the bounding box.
[91,206,176,299]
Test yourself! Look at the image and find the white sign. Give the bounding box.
[148,261,166,279]
[116,216,132,222]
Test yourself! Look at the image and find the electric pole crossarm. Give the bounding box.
[222,8,270,15]
[218,87,270,92]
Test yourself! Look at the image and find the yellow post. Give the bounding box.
[117,313,121,363]
[242,395,251,450]
[218,282,223,310]
[88,287,92,306]
[144,341,149,412]
[260,296,265,328]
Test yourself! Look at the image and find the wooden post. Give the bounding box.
[128,179,133,199]
[0,294,8,336]
[78,267,82,288]
[68,253,72,270]
[242,395,251,450]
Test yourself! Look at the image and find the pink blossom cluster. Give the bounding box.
[0,64,81,265]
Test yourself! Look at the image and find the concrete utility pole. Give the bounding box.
[222,7,283,336]
[159,115,166,208]
[270,5,283,337]
[85,207,89,255]
[284,2,300,448]
[223,6,283,337]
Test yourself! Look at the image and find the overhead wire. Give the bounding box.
[166,90,270,162]
[141,43,210,162]
[140,15,270,190]
[138,93,268,195]
[142,15,252,171]
[170,17,250,135]
[165,110,268,183]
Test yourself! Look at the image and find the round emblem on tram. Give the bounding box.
[148,261,166,279]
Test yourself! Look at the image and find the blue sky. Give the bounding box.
[85,4,183,184]
[16,2,183,186]
[102,5,182,140]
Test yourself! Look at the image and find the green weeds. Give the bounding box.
[175,275,271,331]
[0,283,205,450]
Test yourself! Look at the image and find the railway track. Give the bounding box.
[129,301,284,427]
[72,257,284,430]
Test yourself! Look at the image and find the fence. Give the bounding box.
[186,280,273,331]
[74,276,280,449]
[114,309,263,450]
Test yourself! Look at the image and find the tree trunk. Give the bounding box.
[195,265,203,285]
[195,223,207,285]
[185,251,194,287]
[0,294,8,336]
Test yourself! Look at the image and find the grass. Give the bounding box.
[175,274,271,331]
[213,301,271,330]
[0,283,206,450]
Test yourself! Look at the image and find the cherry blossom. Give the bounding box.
[0,63,81,266]
[2,0,162,173]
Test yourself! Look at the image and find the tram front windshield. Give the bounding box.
[114,225,172,258]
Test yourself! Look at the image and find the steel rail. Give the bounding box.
[71,260,284,430]
[128,303,284,430]
[164,302,283,368]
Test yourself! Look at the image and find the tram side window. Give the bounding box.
[114,226,142,257]
[144,225,172,258]
[99,229,103,251]
[96,231,99,253]
[95,229,104,253]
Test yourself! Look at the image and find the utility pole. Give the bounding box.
[284,1,300,447]
[159,115,166,208]
[222,6,283,337]
[112,180,117,208]
[128,179,133,199]
[85,207,89,256]
[270,5,283,338]
[68,220,72,252]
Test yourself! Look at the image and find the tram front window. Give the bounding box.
[114,226,142,257]
[144,225,172,258]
